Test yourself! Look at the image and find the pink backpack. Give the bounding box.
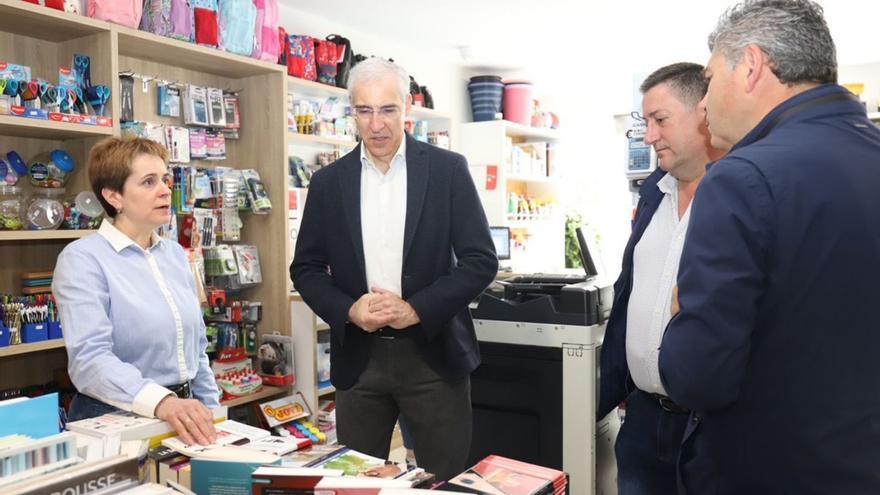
[251,0,281,63]
[87,0,143,28]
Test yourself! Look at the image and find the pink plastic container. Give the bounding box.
[503,80,533,125]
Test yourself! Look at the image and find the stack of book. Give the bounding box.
[21,271,53,295]
[439,455,567,495]
[279,445,434,488]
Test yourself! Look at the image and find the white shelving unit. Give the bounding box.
[460,120,565,273]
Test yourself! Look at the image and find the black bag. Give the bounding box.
[420,85,434,109]
[326,34,352,89]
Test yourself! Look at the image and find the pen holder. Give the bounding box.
[0,322,9,347]
[48,321,63,340]
[22,322,48,343]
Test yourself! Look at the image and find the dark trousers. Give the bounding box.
[615,389,688,495]
[335,336,471,481]
[68,393,121,421]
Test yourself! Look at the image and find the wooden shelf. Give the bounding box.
[116,26,283,79]
[0,0,110,42]
[287,77,348,98]
[0,230,96,241]
[220,385,290,408]
[0,115,113,140]
[0,340,65,358]
[318,385,336,397]
[408,106,451,121]
[288,132,358,149]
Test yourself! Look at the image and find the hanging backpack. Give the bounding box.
[314,39,343,86]
[87,0,143,28]
[287,35,317,81]
[218,0,257,57]
[251,0,281,63]
[140,0,193,42]
[192,0,219,48]
[325,35,352,89]
[277,26,289,66]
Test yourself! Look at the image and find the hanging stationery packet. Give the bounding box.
[192,0,219,47]
[157,84,180,117]
[87,0,143,28]
[251,0,280,62]
[218,0,256,56]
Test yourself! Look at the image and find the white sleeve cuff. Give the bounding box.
[132,382,174,418]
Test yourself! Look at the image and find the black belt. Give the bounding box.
[373,326,414,339]
[651,393,689,414]
[167,381,192,399]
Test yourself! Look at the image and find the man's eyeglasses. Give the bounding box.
[353,105,402,120]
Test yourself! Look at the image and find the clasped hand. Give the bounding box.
[348,287,420,332]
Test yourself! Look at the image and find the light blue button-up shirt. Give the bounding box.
[52,220,220,417]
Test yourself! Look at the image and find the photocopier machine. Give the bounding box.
[467,233,621,495]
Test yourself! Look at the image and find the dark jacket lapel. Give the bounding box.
[403,135,428,264]
[338,146,367,288]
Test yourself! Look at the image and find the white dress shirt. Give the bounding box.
[53,220,220,417]
[360,138,407,296]
[626,173,692,396]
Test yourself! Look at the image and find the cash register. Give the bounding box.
[468,227,618,495]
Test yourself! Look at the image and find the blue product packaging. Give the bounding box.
[48,321,62,340]
[22,322,48,343]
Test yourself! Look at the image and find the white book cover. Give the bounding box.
[214,420,270,442]
[239,435,311,456]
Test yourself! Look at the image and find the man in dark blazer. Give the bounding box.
[291,57,497,480]
[597,63,723,495]
[660,1,880,493]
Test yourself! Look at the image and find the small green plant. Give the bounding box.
[565,214,583,269]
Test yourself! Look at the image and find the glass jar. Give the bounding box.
[29,150,75,188]
[26,187,65,230]
[0,185,23,230]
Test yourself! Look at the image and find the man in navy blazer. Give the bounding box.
[291,58,497,480]
[660,1,880,493]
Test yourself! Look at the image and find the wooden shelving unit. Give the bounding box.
[0,116,113,140]
[0,230,96,241]
[220,385,290,408]
[0,0,290,399]
[0,340,65,358]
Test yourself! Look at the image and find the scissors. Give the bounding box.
[23,81,38,100]
[74,86,85,113]
[45,86,59,109]
[87,85,110,116]
[74,54,91,89]
[5,79,18,97]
